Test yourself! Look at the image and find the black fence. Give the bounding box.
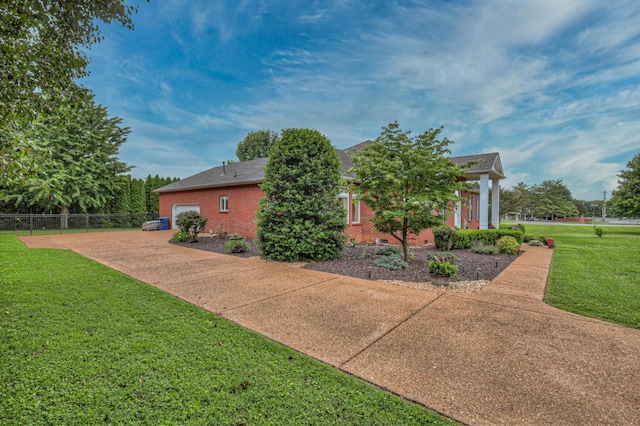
[0,213,158,235]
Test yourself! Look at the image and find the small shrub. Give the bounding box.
[228,233,243,240]
[594,227,606,238]
[175,211,208,242]
[496,236,520,254]
[375,246,402,257]
[433,226,456,250]
[538,235,547,244]
[528,239,544,246]
[216,223,227,239]
[358,246,368,260]
[471,241,499,254]
[172,230,190,242]
[374,246,408,270]
[428,256,459,277]
[427,252,460,264]
[523,234,536,243]
[224,240,252,253]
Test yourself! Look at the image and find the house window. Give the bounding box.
[351,194,360,224]
[476,195,480,221]
[468,195,473,222]
[220,195,228,212]
[338,188,349,223]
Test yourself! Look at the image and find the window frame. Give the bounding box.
[219,195,228,212]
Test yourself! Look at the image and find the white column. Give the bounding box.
[492,179,500,228]
[479,173,489,230]
[454,190,462,228]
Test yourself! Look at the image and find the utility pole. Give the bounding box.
[602,190,607,222]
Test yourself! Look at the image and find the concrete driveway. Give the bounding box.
[19,231,640,425]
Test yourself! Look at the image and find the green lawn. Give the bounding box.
[524,224,640,329]
[0,237,455,425]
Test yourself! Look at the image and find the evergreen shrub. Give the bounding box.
[256,128,346,261]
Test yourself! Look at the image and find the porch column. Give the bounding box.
[454,190,462,228]
[479,173,489,230]
[491,179,500,227]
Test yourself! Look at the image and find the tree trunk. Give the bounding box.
[60,205,69,229]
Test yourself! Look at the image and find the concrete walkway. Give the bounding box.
[19,231,640,425]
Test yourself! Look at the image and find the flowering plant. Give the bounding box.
[428,255,459,277]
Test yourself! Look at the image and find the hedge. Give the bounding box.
[451,229,524,249]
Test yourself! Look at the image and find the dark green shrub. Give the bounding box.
[538,235,547,244]
[433,226,456,250]
[175,211,208,242]
[500,223,526,234]
[375,245,402,257]
[172,230,190,242]
[496,236,520,254]
[594,227,606,238]
[428,256,459,277]
[523,234,536,243]
[374,253,408,270]
[452,229,523,249]
[471,241,499,254]
[224,240,252,253]
[427,252,460,264]
[256,128,346,262]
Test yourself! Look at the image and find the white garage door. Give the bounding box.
[171,204,200,230]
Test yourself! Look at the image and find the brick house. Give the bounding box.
[156,142,504,246]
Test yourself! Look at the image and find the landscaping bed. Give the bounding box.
[171,237,518,283]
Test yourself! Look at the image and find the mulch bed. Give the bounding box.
[171,236,519,283]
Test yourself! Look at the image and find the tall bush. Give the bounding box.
[256,128,346,261]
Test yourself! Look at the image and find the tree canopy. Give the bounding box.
[1,96,131,216]
[235,130,280,161]
[500,180,579,220]
[610,153,640,218]
[1,0,137,186]
[256,128,346,261]
[349,121,468,260]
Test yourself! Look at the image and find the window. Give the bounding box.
[338,188,349,223]
[351,194,360,224]
[476,195,480,221]
[220,195,228,212]
[467,195,473,221]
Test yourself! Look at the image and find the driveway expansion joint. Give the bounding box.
[339,293,446,368]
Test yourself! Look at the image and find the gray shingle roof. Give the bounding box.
[155,142,504,193]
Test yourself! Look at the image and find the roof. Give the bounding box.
[451,152,505,180]
[155,142,504,194]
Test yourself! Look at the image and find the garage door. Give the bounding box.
[171,204,200,230]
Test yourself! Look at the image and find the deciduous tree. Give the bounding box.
[610,153,640,218]
[1,0,137,185]
[349,121,468,260]
[2,96,131,221]
[236,130,280,161]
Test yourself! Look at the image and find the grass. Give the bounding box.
[0,237,455,425]
[523,224,640,329]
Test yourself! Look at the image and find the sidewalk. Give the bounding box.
[19,231,640,425]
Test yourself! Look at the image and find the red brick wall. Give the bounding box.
[159,185,264,237]
[160,184,481,245]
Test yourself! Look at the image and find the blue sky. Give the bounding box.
[82,0,640,200]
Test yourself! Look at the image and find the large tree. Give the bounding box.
[349,121,468,260]
[2,96,131,219]
[610,153,640,218]
[1,0,137,186]
[235,129,280,161]
[532,179,579,220]
[256,128,346,262]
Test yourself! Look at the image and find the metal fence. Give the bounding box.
[0,213,158,235]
